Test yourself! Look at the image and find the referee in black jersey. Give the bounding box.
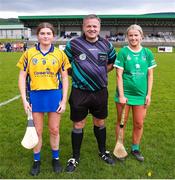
[64,14,117,172]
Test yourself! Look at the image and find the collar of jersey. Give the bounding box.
[127,45,143,53]
[36,43,54,56]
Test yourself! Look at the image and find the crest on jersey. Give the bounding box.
[52,59,57,65]
[42,59,46,65]
[142,56,146,61]
[127,55,131,61]
[32,58,38,65]
[79,53,86,60]
[46,68,50,72]
[135,64,140,69]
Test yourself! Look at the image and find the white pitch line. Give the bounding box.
[0,95,21,107]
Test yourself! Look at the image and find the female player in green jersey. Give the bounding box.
[114,24,157,161]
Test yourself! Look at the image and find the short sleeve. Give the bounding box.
[145,48,157,69]
[16,51,29,72]
[107,42,117,64]
[113,48,125,69]
[64,41,73,63]
[60,50,71,72]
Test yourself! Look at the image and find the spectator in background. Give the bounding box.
[5,42,12,52]
[23,42,28,51]
[0,43,5,52]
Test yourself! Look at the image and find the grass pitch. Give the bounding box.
[0,50,175,179]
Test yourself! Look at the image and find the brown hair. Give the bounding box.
[36,22,55,36]
[83,14,101,24]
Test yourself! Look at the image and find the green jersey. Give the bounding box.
[114,46,157,105]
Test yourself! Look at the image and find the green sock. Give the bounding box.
[131,144,139,151]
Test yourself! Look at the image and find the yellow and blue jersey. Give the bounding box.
[17,44,71,91]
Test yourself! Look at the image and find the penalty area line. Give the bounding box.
[0,95,21,107]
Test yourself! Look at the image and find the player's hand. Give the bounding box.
[56,101,66,114]
[145,95,151,108]
[119,96,127,104]
[23,100,32,114]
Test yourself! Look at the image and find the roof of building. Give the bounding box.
[19,12,175,20]
[0,24,28,29]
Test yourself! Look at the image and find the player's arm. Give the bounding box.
[60,69,69,105]
[117,68,127,104]
[107,63,114,72]
[145,68,153,108]
[107,42,117,73]
[18,70,31,113]
[64,41,73,76]
[57,70,69,113]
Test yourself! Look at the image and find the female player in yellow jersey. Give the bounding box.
[17,22,71,175]
[114,24,157,162]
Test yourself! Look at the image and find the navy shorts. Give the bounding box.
[69,87,108,122]
[29,89,62,112]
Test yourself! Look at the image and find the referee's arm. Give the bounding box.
[107,63,114,72]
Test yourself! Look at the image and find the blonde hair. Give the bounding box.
[126,24,144,38]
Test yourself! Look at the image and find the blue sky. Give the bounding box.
[0,0,174,18]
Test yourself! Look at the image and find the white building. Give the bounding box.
[0,24,31,39]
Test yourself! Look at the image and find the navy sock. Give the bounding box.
[52,149,59,159]
[34,152,40,161]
